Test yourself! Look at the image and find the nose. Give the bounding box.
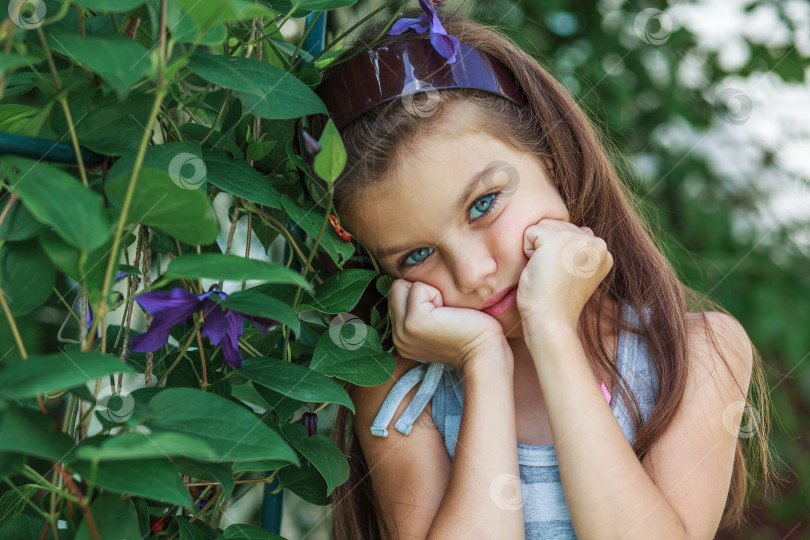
[444,234,497,295]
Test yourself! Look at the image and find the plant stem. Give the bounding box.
[98,86,168,339]
[0,245,28,361]
[155,323,204,386]
[0,192,18,230]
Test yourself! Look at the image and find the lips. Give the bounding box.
[481,286,518,318]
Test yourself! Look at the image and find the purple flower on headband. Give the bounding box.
[388,0,460,63]
[130,286,277,369]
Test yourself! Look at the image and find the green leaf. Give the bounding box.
[298,269,376,314]
[203,153,282,209]
[176,515,216,540]
[0,52,43,73]
[71,457,192,507]
[180,124,244,160]
[73,432,218,461]
[173,458,234,500]
[38,231,112,297]
[0,515,50,540]
[0,200,46,241]
[0,352,136,399]
[264,0,357,18]
[276,462,329,505]
[0,406,75,462]
[145,388,300,464]
[281,423,348,497]
[170,0,274,31]
[165,2,228,45]
[221,290,299,336]
[0,104,47,137]
[0,241,55,316]
[223,523,285,539]
[310,325,395,386]
[76,492,140,540]
[73,0,145,9]
[313,119,346,184]
[187,52,326,119]
[49,91,154,156]
[105,141,205,186]
[165,253,311,289]
[235,357,354,413]
[0,453,25,482]
[247,139,277,162]
[253,385,304,424]
[3,156,111,250]
[105,168,219,246]
[47,29,150,99]
[281,195,354,267]
[0,485,38,534]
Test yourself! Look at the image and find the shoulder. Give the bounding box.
[684,310,753,392]
[348,356,430,428]
[640,311,754,538]
[348,356,451,538]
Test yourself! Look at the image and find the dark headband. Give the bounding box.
[312,38,526,132]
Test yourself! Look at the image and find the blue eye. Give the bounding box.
[469,193,496,220]
[402,247,433,267]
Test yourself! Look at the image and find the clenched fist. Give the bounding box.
[388,279,513,374]
[517,219,613,334]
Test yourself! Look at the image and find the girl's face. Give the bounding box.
[345,129,570,339]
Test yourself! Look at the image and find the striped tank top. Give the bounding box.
[369,302,659,539]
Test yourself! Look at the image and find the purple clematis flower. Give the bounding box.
[388,0,460,63]
[130,285,277,369]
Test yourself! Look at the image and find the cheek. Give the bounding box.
[488,206,530,256]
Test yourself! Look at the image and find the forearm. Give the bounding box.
[526,325,687,540]
[427,346,525,540]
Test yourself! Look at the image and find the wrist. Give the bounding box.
[460,340,514,378]
[523,319,579,350]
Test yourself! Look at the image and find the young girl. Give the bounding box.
[302,6,774,539]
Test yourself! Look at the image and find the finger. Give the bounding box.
[524,225,544,256]
[406,282,441,319]
[388,279,412,328]
[580,226,594,236]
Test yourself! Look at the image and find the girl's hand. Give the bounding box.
[388,279,511,374]
[517,219,613,333]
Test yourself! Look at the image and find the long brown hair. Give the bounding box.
[318,8,777,539]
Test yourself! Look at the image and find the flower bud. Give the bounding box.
[300,411,318,436]
[302,129,322,157]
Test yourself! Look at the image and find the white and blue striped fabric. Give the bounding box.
[370,302,659,539]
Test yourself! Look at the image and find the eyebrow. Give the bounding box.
[375,164,497,260]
